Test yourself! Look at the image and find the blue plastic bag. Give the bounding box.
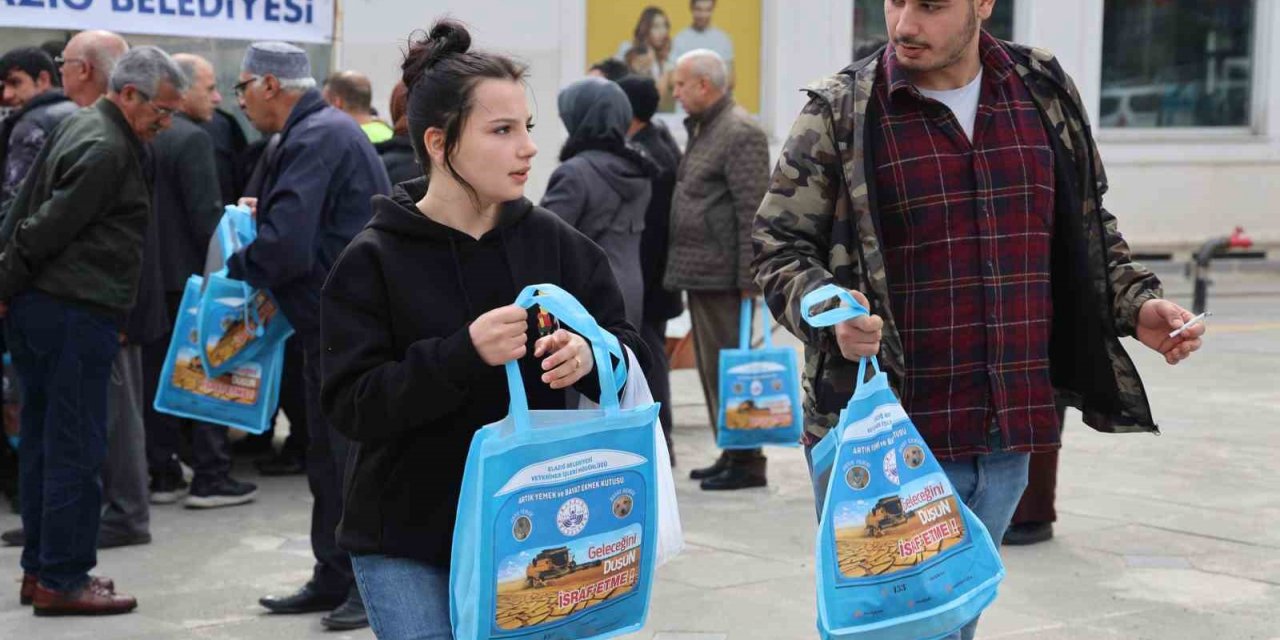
[716,298,803,449]
[153,276,285,434]
[802,284,1004,640]
[451,284,660,640]
[197,205,293,378]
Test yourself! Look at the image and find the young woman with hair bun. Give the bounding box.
[319,19,648,638]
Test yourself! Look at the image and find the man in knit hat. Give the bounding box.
[232,41,390,632]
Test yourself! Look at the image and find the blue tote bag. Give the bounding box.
[716,298,803,449]
[451,284,660,640]
[153,275,285,434]
[197,205,294,378]
[802,284,1004,640]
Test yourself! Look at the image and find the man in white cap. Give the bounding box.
[231,41,389,632]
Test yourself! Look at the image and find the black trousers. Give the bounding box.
[239,339,309,457]
[688,291,765,470]
[640,318,674,449]
[300,333,353,594]
[141,292,232,483]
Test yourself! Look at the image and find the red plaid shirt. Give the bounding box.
[872,33,1060,458]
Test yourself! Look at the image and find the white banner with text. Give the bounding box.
[1,0,333,44]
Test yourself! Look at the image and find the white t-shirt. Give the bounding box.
[671,26,735,62]
[916,69,983,142]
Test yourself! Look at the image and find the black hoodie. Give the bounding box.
[321,178,648,566]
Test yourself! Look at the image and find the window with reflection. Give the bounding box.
[1101,1,1255,128]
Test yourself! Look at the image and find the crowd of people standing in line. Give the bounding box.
[0,0,1206,637]
[0,13,769,629]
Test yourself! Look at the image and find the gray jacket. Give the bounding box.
[0,90,77,215]
[541,77,656,329]
[542,149,652,329]
[665,96,770,292]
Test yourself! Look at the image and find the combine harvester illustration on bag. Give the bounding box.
[802,284,1004,640]
[451,285,660,640]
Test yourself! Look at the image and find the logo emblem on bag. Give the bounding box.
[557,498,590,537]
[846,465,870,490]
[903,445,925,469]
[883,450,900,485]
[513,515,532,541]
[612,495,634,518]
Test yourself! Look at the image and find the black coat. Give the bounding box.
[631,120,684,321]
[321,178,648,566]
[198,108,249,207]
[151,114,223,294]
[373,134,419,186]
[125,144,168,346]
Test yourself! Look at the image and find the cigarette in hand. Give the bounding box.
[1168,311,1211,339]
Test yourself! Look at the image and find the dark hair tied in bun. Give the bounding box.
[400,18,527,203]
[401,19,472,90]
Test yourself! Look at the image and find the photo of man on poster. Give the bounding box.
[671,0,735,91]
[588,0,758,116]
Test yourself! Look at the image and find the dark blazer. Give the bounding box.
[151,113,223,294]
[199,108,249,206]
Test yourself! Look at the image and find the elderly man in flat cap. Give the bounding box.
[232,41,389,632]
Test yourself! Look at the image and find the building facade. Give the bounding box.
[3,0,1276,251]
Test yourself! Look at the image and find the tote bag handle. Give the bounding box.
[211,206,263,337]
[800,284,883,397]
[739,298,775,350]
[505,284,626,433]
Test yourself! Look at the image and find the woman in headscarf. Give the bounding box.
[541,77,659,331]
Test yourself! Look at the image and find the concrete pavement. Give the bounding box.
[1,275,1277,639]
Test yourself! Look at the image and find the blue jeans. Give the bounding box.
[352,553,452,639]
[806,445,1030,640]
[8,291,120,592]
[937,452,1030,639]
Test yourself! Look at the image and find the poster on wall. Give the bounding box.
[0,0,334,44]
[586,0,760,115]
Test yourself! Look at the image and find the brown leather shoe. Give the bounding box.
[31,578,136,616]
[21,574,115,606]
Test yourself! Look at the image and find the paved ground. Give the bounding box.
[0,269,1277,639]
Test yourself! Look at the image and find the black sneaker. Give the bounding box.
[1,526,24,547]
[149,475,189,505]
[1003,522,1054,546]
[254,451,305,477]
[184,476,258,509]
[231,433,274,456]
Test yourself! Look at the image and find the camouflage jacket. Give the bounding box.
[752,43,1163,440]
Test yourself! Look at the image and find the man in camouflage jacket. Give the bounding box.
[754,2,1204,636]
[755,36,1209,441]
